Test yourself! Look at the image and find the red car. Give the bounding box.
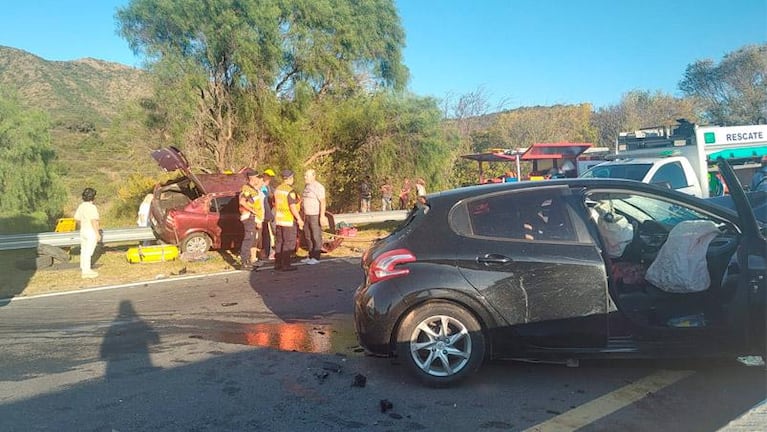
[149,147,248,254]
[149,146,341,255]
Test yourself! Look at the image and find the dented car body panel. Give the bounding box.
[149,147,249,253]
[354,161,766,365]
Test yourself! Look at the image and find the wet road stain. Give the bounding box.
[188,321,362,355]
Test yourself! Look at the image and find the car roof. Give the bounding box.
[595,157,682,165]
[425,178,710,208]
[195,173,248,194]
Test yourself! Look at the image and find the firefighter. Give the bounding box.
[273,169,304,271]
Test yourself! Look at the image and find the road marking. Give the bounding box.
[524,369,694,431]
[1,257,351,303]
[0,270,243,303]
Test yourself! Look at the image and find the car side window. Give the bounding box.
[651,162,687,189]
[466,190,576,241]
[210,196,238,214]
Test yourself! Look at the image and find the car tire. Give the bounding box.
[180,233,211,255]
[396,301,485,387]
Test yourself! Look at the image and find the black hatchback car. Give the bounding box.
[354,160,766,386]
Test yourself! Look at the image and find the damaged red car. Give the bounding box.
[149,147,248,254]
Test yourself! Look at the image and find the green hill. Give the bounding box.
[0,45,154,218]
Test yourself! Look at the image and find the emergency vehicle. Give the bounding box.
[581,120,767,198]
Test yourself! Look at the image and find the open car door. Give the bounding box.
[151,146,208,195]
[717,158,767,356]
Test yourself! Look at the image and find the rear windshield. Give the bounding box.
[581,163,652,181]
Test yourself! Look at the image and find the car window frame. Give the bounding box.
[451,185,588,244]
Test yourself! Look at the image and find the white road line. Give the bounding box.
[1,257,351,303]
[1,270,242,303]
[524,369,695,432]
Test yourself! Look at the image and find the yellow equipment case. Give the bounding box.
[126,244,180,264]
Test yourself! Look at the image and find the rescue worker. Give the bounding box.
[273,169,304,271]
[260,168,277,260]
[239,169,265,270]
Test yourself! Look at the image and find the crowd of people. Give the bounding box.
[359,176,427,212]
[73,171,428,278]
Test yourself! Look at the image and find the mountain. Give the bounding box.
[0,45,150,125]
[0,46,154,217]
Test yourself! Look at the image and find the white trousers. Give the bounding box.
[80,231,98,272]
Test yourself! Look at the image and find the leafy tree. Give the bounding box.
[0,90,66,223]
[300,92,455,211]
[679,44,767,125]
[117,0,408,172]
[592,90,699,149]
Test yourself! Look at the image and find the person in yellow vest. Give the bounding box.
[273,169,304,271]
[239,169,265,270]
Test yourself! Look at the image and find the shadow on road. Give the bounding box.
[100,300,161,380]
[246,258,362,321]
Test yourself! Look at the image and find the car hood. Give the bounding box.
[151,146,208,195]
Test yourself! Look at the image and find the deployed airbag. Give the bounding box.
[645,220,721,293]
[593,204,634,258]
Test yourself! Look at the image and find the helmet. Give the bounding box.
[263,168,276,177]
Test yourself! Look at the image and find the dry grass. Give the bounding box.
[0,224,394,300]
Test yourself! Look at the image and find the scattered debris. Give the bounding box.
[737,356,765,366]
[379,399,393,413]
[388,413,402,420]
[314,371,330,383]
[221,302,238,307]
[351,373,367,387]
[321,361,343,373]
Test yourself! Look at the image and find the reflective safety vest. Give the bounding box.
[274,183,296,227]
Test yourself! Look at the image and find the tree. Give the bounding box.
[679,44,767,125]
[592,90,700,149]
[117,0,408,172]
[0,90,66,222]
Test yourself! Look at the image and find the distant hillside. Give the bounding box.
[0,46,155,220]
[0,45,150,125]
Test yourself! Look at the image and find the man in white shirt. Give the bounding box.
[301,169,326,264]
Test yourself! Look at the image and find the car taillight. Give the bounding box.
[368,248,416,284]
[166,211,176,228]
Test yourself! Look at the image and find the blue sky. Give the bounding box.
[1,0,765,109]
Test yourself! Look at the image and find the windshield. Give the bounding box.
[581,163,652,181]
[605,194,708,225]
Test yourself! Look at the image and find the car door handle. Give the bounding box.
[476,254,512,265]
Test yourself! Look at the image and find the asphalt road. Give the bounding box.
[0,258,764,431]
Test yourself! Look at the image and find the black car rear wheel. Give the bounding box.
[396,302,485,386]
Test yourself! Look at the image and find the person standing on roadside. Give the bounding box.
[301,169,326,265]
[380,177,393,211]
[238,169,265,270]
[274,170,303,271]
[399,178,412,210]
[136,193,154,246]
[74,187,101,279]
[260,168,277,260]
[359,175,372,213]
[415,178,427,206]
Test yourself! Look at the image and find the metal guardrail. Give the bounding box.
[0,227,156,251]
[0,211,408,251]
